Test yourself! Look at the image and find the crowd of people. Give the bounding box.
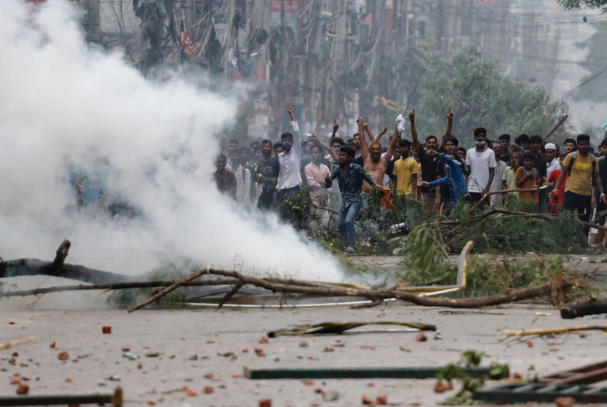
[212,106,607,253]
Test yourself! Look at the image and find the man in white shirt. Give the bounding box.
[545,143,560,181]
[276,107,302,204]
[466,127,496,208]
[489,142,508,207]
[227,150,251,204]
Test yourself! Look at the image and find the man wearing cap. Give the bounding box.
[545,143,560,181]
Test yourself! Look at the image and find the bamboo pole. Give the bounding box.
[543,115,568,143]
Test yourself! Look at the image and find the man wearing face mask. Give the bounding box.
[466,127,496,208]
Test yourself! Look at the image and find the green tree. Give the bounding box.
[416,48,569,148]
[559,20,607,103]
[557,1,607,106]
[558,0,607,12]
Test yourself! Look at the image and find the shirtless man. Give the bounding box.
[357,117,400,193]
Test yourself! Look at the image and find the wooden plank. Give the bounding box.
[540,360,607,385]
[0,387,121,406]
[244,366,494,380]
[474,383,607,404]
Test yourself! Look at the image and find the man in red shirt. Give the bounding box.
[547,162,565,215]
[214,155,237,200]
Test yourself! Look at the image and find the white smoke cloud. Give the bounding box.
[0,0,342,281]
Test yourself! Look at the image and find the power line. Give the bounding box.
[555,65,607,100]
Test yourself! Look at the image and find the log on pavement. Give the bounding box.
[561,298,607,319]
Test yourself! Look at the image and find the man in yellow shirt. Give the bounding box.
[393,139,418,199]
[554,134,607,233]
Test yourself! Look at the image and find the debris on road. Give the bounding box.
[0,387,122,406]
[561,298,607,319]
[0,336,34,351]
[268,321,436,337]
[503,325,607,337]
[15,384,29,394]
[474,383,607,403]
[243,364,507,380]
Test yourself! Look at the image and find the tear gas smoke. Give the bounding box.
[0,0,342,282]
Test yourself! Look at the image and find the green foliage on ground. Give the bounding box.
[280,185,317,227]
[396,203,596,297]
[107,263,194,309]
[436,351,510,405]
[416,47,569,148]
[401,201,590,258]
[447,203,589,255]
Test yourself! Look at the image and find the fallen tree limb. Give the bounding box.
[503,325,607,336]
[0,240,132,285]
[1,239,359,296]
[0,336,34,350]
[51,240,70,274]
[0,279,240,298]
[1,266,581,309]
[0,259,133,285]
[204,268,578,309]
[561,298,607,319]
[128,268,213,312]
[0,240,583,310]
[215,282,243,311]
[0,240,129,285]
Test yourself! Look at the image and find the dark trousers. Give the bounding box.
[564,191,592,234]
[537,190,549,213]
[276,185,301,205]
[257,191,275,210]
[469,192,488,209]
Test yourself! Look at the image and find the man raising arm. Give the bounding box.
[276,107,302,204]
[325,146,383,255]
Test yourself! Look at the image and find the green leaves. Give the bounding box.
[416,47,568,148]
[557,0,607,12]
[436,351,510,405]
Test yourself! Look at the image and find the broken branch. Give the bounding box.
[561,298,607,319]
[215,282,243,311]
[128,267,213,313]
[503,325,607,336]
[0,279,240,298]
[204,268,578,309]
[0,336,34,351]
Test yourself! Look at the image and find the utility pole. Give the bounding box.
[280,0,286,110]
[436,0,444,53]
[82,0,101,43]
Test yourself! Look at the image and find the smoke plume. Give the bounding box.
[0,0,342,282]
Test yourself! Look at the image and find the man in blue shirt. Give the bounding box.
[420,135,469,207]
[325,145,383,254]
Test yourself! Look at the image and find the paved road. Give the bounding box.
[0,305,604,406]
